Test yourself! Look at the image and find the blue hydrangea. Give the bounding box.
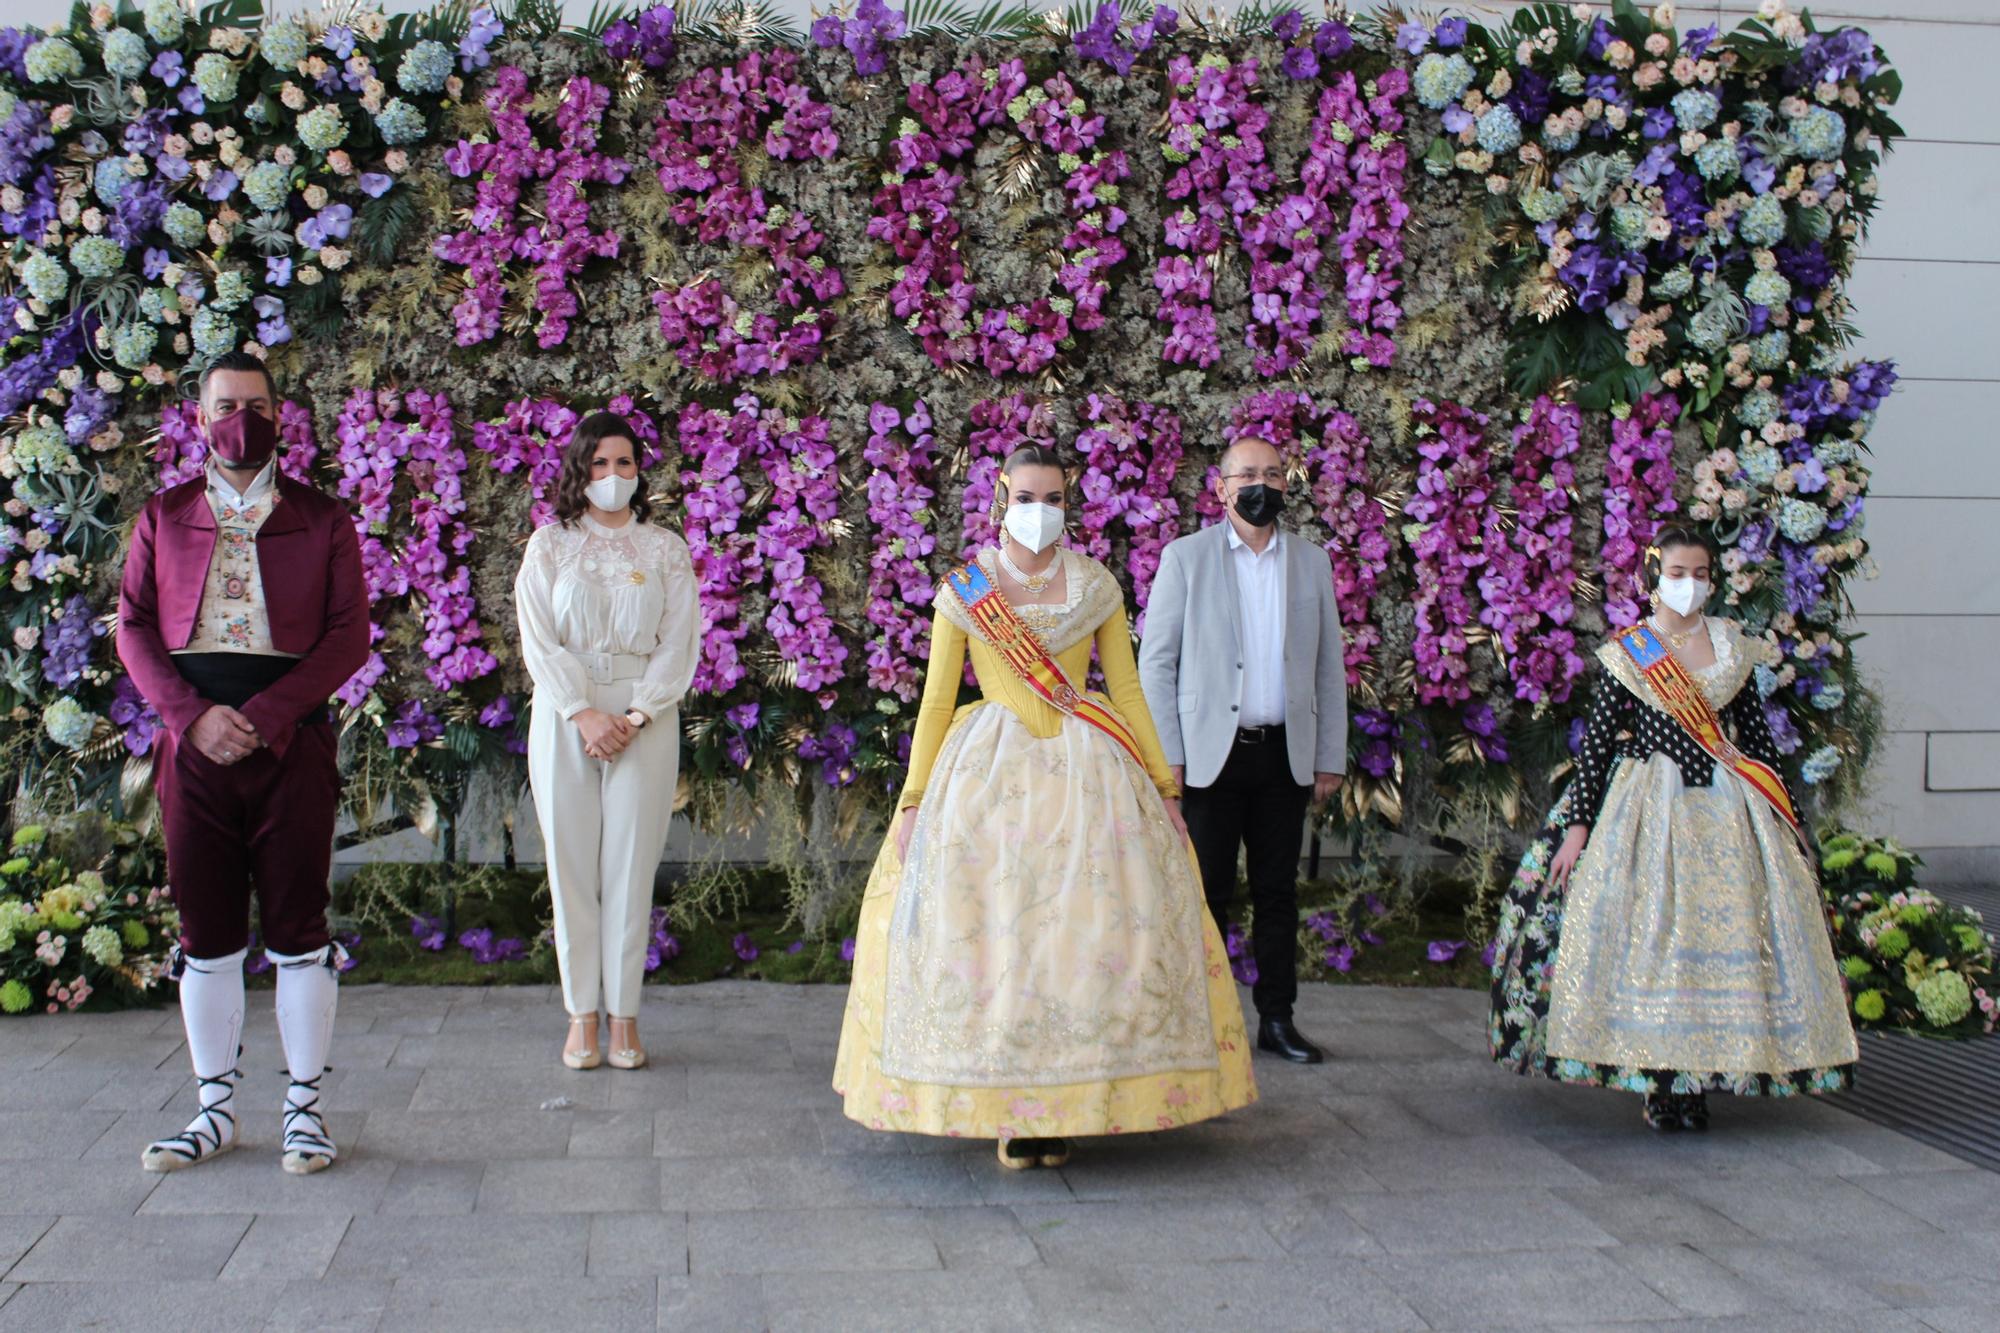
[192,52,239,103]
[1736,388,1780,429]
[396,39,453,94]
[92,157,131,207]
[1789,105,1847,161]
[139,286,175,321]
[1475,104,1522,154]
[1671,89,1720,132]
[243,160,292,212]
[1554,68,1585,97]
[101,27,151,80]
[1740,444,1782,486]
[1412,52,1475,109]
[260,20,309,71]
[1814,439,1859,467]
[24,37,84,83]
[374,97,427,146]
[190,305,238,359]
[111,321,158,369]
[1519,187,1564,224]
[12,422,73,473]
[1693,137,1740,181]
[1541,121,1580,153]
[1754,664,1779,699]
[42,698,98,751]
[68,235,125,279]
[1750,330,1791,371]
[1737,193,1787,248]
[163,200,207,247]
[1800,744,1842,785]
[143,0,186,45]
[20,250,69,303]
[211,270,252,310]
[1687,304,1734,353]
[1651,265,1693,301]
[1777,496,1827,542]
[296,104,347,153]
[1609,203,1650,251]
[1813,679,1846,711]
[1745,269,1792,309]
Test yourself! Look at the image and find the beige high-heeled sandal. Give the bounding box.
[562,1013,601,1070]
[605,1016,646,1070]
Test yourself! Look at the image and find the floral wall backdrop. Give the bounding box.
[0,0,1902,891]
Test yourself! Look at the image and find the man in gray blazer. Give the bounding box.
[1140,436,1347,1063]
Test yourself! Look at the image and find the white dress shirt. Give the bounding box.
[1226,523,1286,726]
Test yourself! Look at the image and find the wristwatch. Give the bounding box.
[624,708,649,730]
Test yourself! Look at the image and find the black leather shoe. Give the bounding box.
[1257,1018,1324,1064]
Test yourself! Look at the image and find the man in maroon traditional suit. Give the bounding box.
[118,351,367,1176]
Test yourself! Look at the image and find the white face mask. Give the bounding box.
[1003,501,1065,554]
[1656,575,1711,617]
[585,473,638,513]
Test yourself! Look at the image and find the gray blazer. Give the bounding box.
[1139,523,1348,790]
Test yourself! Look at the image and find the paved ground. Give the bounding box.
[2,981,1996,1332]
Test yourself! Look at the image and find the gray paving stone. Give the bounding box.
[373,1161,484,1215]
[586,1212,691,1277]
[139,1154,395,1217]
[1340,1186,1621,1255]
[656,1106,820,1158]
[1675,1175,1942,1240]
[406,1064,617,1112]
[601,1062,694,1110]
[660,1150,981,1212]
[328,1213,588,1279]
[0,1158,160,1216]
[1624,1314,1935,1333]
[265,1278,391,1332]
[1552,1127,1891,1183]
[1012,1199,1288,1266]
[924,1205,1042,1269]
[1909,1307,2000,1333]
[1365,1247,1682,1329]
[0,1111,118,1160]
[685,1065,842,1111]
[760,1268,1039,1332]
[477,1157,662,1213]
[1054,1132,1343,1202]
[0,1067,114,1111]
[687,1206,940,1275]
[1814,1125,1981,1174]
[1850,1169,2000,1227]
[380,1276,656,1332]
[0,1219,52,1278]
[1346,1131,1601,1193]
[10,1213,251,1282]
[1687,1240,1899,1314]
[812,1106,917,1156]
[657,1274,770,1331]
[219,1215,352,1282]
[567,1110,656,1157]
[0,1279,284,1331]
[1790,1228,2000,1307]
[1547,1184,1758,1245]
[1260,1194,1390,1259]
[1017,1259,1428,1332]
[1319,1093,1442,1141]
[1604,1240,1783,1317]
[352,1109,571,1160]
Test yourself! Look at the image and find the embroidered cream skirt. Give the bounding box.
[834,700,1256,1139]
[1546,754,1858,1078]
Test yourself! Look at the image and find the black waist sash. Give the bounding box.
[171,653,301,710]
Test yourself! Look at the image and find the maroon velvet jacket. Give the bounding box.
[116,473,368,759]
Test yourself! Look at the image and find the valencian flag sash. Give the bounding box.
[1614,623,1801,835]
[943,561,1148,771]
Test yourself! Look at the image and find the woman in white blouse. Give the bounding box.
[515,411,700,1071]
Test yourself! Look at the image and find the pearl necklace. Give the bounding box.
[1650,614,1706,653]
[999,544,1061,596]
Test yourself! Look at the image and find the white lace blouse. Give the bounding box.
[513,515,701,721]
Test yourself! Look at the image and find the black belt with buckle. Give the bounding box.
[1236,724,1284,745]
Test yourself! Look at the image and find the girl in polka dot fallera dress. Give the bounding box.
[1489,525,1857,1131]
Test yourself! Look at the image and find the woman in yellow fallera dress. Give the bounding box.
[833,445,1257,1169]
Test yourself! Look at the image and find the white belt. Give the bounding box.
[577,651,648,684]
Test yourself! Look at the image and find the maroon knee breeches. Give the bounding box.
[156,719,340,959]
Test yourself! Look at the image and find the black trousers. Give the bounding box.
[1182,729,1311,1021]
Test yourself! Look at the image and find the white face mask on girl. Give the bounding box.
[585,474,638,513]
[1655,575,1711,617]
[1003,501,1065,554]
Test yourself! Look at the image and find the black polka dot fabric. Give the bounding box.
[1568,674,1787,829]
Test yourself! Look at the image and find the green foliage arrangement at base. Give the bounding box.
[1820,831,1999,1040]
[0,813,175,1012]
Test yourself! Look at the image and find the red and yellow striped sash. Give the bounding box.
[1614,624,1800,834]
[942,562,1147,771]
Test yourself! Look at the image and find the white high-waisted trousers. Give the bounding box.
[529,661,678,1018]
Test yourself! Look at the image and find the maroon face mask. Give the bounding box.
[207,406,278,469]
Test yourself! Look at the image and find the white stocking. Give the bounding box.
[269,944,340,1171]
[141,947,245,1171]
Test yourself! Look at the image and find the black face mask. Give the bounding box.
[1233,483,1284,528]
